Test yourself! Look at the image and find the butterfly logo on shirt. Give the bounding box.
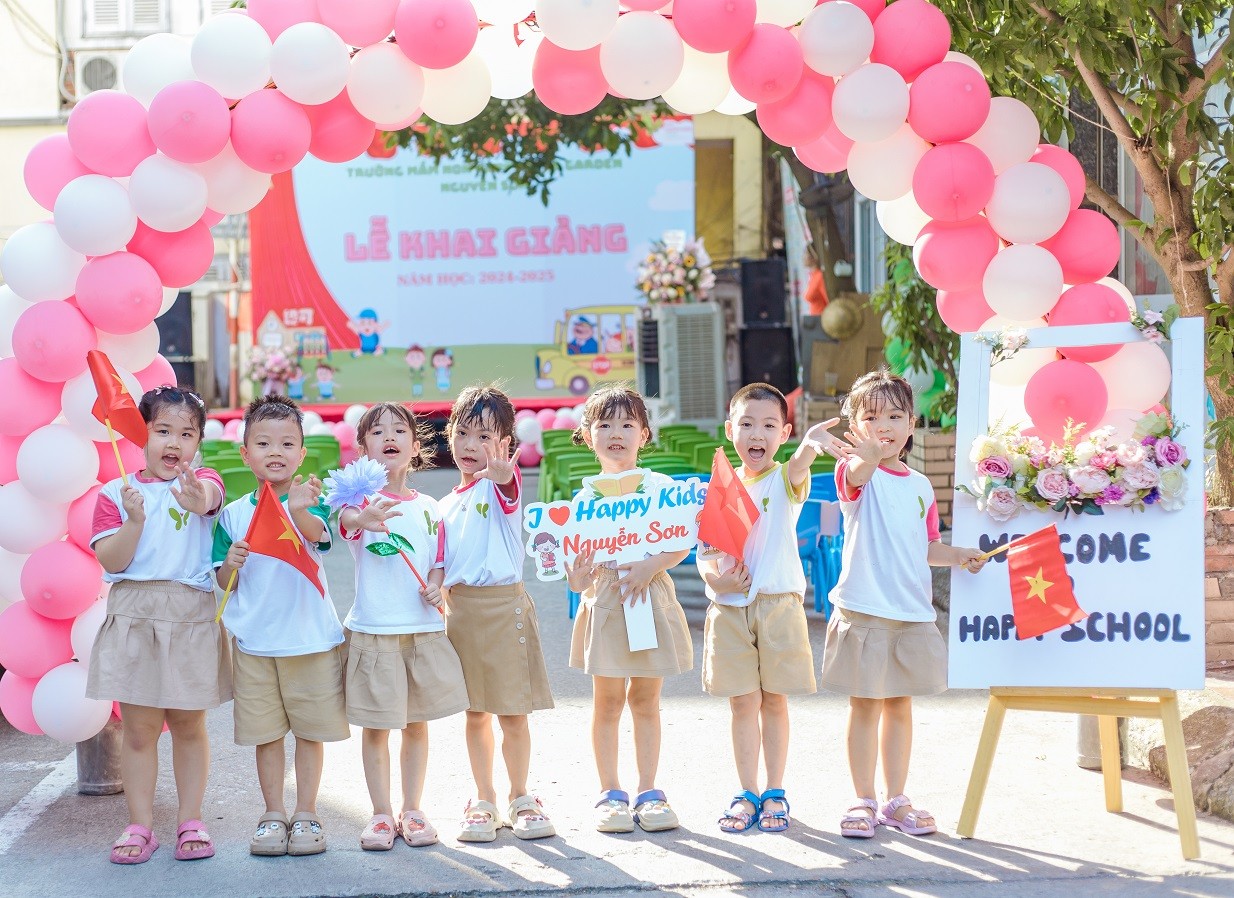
[367,532,415,557]
[168,507,190,531]
[474,502,490,519]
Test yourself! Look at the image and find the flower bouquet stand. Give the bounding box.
[949,317,1205,860]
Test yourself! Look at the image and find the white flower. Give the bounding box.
[1073,441,1097,465]
[1158,467,1187,511]
[1142,309,1164,325]
[969,434,1007,463]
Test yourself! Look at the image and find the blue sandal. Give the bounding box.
[757,788,791,833]
[718,790,762,834]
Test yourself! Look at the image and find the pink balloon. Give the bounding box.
[305,93,377,163]
[332,420,356,449]
[912,142,994,222]
[200,208,225,228]
[0,671,43,735]
[552,413,576,431]
[728,24,803,104]
[11,302,96,384]
[319,0,398,45]
[21,542,103,621]
[231,90,313,174]
[247,0,320,39]
[535,408,557,429]
[818,0,884,22]
[532,42,608,115]
[96,437,147,483]
[66,90,156,178]
[1025,359,1108,444]
[135,354,178,396]
[794,121,854,173]
[1038,209,1120,285]
[756,70,835,147]
[869,0,950,82]
[936,287,995,334]
[0,359,63,437]
[0,601,74,679]
[514,409,536,422]
[912,217,1000,292]
[1049,283,1131,363]
[516,442,542,467]
[147,81,232,165]
[0,433,21,483]
[127,220,215,289]
[908,61,991,143]
[23,135,93,212]
[1031,144,1085,210]
[673,0,756,53]
[223,419,242,439]
[74,253,163,336]
[394,0,479,70]
[68,485,102,552]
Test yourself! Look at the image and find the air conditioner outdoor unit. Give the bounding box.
[72,51,124,98]
[636,303,727,431]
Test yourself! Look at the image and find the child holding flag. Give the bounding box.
[87,377,228,864]
[213,395,347,857]
[823,370,986,839]
[698,383,846,835]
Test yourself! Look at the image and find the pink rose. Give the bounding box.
[1142,327,1164,344]
[1069,465,1111,494]
[1035,467,1070,502]
[1115,442,1148,466]
[984,486,1022,522]
[1047,447,1066,467]
[1093,451,1118,470]
[976,455,1013,479]
[1154,437,1187,468]
[1120,461,1161,490]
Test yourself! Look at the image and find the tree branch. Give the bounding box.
[1082,175,1140,231]
[1182,34,1230,106]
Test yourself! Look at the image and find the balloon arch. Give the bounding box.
[0,0,1170,740]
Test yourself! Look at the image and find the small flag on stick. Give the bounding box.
[697,448,759,560]
[87,350,147,447]
[1003,524,1088,639]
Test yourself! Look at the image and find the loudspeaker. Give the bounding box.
[739,258,787,326]
[739,325,796,395]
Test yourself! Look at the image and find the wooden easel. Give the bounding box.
[957,688,1200,860]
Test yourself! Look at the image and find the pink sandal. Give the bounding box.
[174,819,215,861]
[878,794,937,836]
[111,824,159,864]
[840,798,878,839]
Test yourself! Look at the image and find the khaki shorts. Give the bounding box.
[231,638,349,746]
[702,593,817,698]
[345,630,469,729]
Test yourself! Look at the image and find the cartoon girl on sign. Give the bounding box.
[432,348,453,393]
[349,308,389,358]
[405,345,427,398]
[532,532,561,578]
[315,363,337,400]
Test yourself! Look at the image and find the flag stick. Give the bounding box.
[214,568,237,623]
[104,419,128,484]
[977,542,1014,561]
[379,524,441,615]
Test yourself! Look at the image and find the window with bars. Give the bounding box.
[204,0,236,19]
[854,197,887,294]
[84,0,166,35]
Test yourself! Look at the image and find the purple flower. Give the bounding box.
[976,455,1013,479]
[1096,484,1125,506]
[1141,436,1157,446]
[1142,309,1164,325]
[1154,437,1187,468]
[1142,327,1164,344]
[1143,488,1160,505]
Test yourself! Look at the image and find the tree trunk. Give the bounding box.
[1211,389,1234,508]
[781,152,857,300]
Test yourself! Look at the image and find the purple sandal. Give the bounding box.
[878,794,937,836]
[111,824,159,864]
[840,798,878,839]
[175,819,215,860]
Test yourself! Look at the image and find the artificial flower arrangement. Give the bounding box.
[636,237,716,304]
[960,413,1190,522]
[247,344,294,384]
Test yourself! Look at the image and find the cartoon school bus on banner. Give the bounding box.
[534,305,638,395]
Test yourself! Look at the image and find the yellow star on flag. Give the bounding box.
[277,518,303,554]
[1024,567,1053,603]
[111,373,129,396]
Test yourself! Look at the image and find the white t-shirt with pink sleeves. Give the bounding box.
[91,469,224,592]
[439,469,523,588]
[828,457,942,623]
[340,489,446,634]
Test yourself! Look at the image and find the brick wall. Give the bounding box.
[1206,508,1234,665]
[908,427,956,528]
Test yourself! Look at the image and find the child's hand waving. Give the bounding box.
[565,548,598,592]
[287,474,322,512]
[802,417,850,459]
[843,421,884,466]
[355,496,403,532]
[170,463,214,515]
[475,437,515,485]
[120,483,146,525]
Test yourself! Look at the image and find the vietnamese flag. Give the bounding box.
[697,448,760,560]
[87,350,147,447]
[246,482,325,597]
[1006,524,1087,639]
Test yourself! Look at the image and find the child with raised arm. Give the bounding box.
[824,370,986,838]
[566,384,692,834]
[213,395,346,857]
[700,383,847,834]
[338,402,469,851]
[88,386,228,864]
[441,385,556,842]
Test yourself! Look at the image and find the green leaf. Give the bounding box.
[365,542,401,557]
[389,532,415,553]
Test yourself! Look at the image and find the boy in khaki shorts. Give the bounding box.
[698,383,846,835]
[214,396,349,857]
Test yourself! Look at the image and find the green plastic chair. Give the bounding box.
[642,459,698,476]
[205,451,243,470]
[297,450,321,480]
[694,443,739,472]
[304,436,341,475]
[218,466,259,503]
[540,429,576,453]
[200,439,237,455]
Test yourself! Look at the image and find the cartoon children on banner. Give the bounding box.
[315,363,337,400]
[523,469,707,581]
[405,344,427,397]
[349,308,389,357]
[432,348,453,393]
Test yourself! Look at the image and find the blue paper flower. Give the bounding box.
[322,457,389,514]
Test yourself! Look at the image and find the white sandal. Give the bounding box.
[508,794,556,840]
[595,790,635,833]
[457,799,502,843]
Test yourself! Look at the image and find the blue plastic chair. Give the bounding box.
[807,474,842,617]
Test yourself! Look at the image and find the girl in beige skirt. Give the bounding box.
[86,387,231,864]
[566,386,693,834]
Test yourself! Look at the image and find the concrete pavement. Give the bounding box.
[2,468,1233,897]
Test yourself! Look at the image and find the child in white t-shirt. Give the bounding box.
[337,402,468,851]
[822,370,986,839]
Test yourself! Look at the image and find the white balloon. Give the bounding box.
[846,123,930,202]
[203,418,225,440]
[128,155,209,233]
[271,23,350,106]
[964,97,1040,175]
[0,547,28,605]
[478,24,540,100]
[348,43,426,125]
[756,0,813,26]
[536,0,619,51]
[982,316,1054,386]
[193,143,272,215]
[1089,342,1172,411]
[832,63,909,143]
[662,46,730,114]
[0,286,33,357]
[32,661,113,744]
[308,421,334,436]
[876,191,931,246]
[600,11,684,100]
[475,0,534,26]
[302,411,324,431]
[943,50,983,73]
[236,421,246,442]
[71,598,108,665]
[18,425,100,505]
[157,286,180,317]
[515,417,543,443]
[799,1,874,77]
[122,33,195,107]
[982,245,1064,321]
[0,223,86,304]
[420,52,492,126]
[0,483,69,554]
[95,323,161,373]
[191,13,274,99]
[53,175,137,257]
[984,162,1070,245]
[343,404,369,427]
[61,366,143,443]
[1097,276,1137,314]
[715,87,757,116]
